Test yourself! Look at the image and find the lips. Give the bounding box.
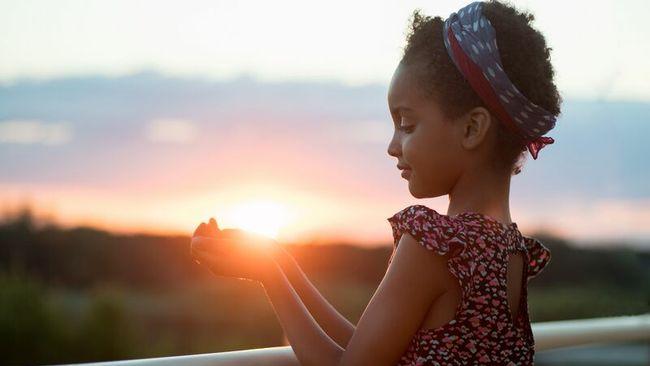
[400,168,411,179]
[397,163,411,178]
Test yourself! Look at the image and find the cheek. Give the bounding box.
[402,132,440,170]
[403,130,458,185]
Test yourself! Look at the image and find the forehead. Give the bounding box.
[387,64,424,112]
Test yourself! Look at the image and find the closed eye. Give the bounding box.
[398,125,414,133]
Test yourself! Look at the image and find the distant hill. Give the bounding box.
[1,208,647,292]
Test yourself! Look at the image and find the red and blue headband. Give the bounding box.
[443,1,556,159]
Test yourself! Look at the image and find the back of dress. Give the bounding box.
[387,205,551,365]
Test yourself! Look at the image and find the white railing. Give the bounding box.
[61,314,650,366]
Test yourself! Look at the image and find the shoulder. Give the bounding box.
[387,229,456,293]
[340,227,452,365]
[387,204,467,258]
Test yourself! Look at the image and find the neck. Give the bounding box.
[446,164,513,225]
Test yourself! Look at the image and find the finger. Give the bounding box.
[200,222,210,236]
[207,218,219,237]
[192,223,202,237]
[193,222,209,237]
[209,217,220,232]
[192,240,230,255]
[192,235,229,248]
[193,223,203,237]
[191,247,212,261]
[191,236,214,251]
[193,250,229,271]
[193,235,237,248]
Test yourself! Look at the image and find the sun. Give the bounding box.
[228,200,290,239]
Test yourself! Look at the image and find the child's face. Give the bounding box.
[386,63,465,199]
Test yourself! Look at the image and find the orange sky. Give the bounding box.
[3,179,649,249]
[1,74,649,249]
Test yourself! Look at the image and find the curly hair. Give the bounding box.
[399,0,562,175]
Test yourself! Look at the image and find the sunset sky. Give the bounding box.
[1,0,648,248]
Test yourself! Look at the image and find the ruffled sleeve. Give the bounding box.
[523,237,552,280]
[386,205,466,261]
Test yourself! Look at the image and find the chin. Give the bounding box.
[408,179,446,199]
[408,181,427,199]
[410,190,430,199]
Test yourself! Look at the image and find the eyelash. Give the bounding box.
[398,124,414,133]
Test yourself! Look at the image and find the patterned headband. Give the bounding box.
[443,1,556,159]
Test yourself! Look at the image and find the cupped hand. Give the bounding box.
[191,217,280,282]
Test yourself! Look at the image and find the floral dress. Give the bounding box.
[387,205,552,365]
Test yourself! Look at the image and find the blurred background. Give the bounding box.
[0,0,648,365]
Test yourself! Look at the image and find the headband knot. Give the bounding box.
[443,1,556,160]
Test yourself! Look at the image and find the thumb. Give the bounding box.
[209,217,220,233]
[209,217,219,227]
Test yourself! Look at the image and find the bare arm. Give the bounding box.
[271,246,355,348]
[261,233,449,366]
[262,263,344,366]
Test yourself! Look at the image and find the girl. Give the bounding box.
[191,0,557,364]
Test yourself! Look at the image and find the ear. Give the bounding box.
[459,106,492,150]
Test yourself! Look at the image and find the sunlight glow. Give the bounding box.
[227,200,290,240]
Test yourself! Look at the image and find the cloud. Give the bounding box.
[350,120,393,144]
[325,119,393,144]
[0,120,72,145]
[144,118,197,143]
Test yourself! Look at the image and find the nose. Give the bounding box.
[387,130,401,158]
